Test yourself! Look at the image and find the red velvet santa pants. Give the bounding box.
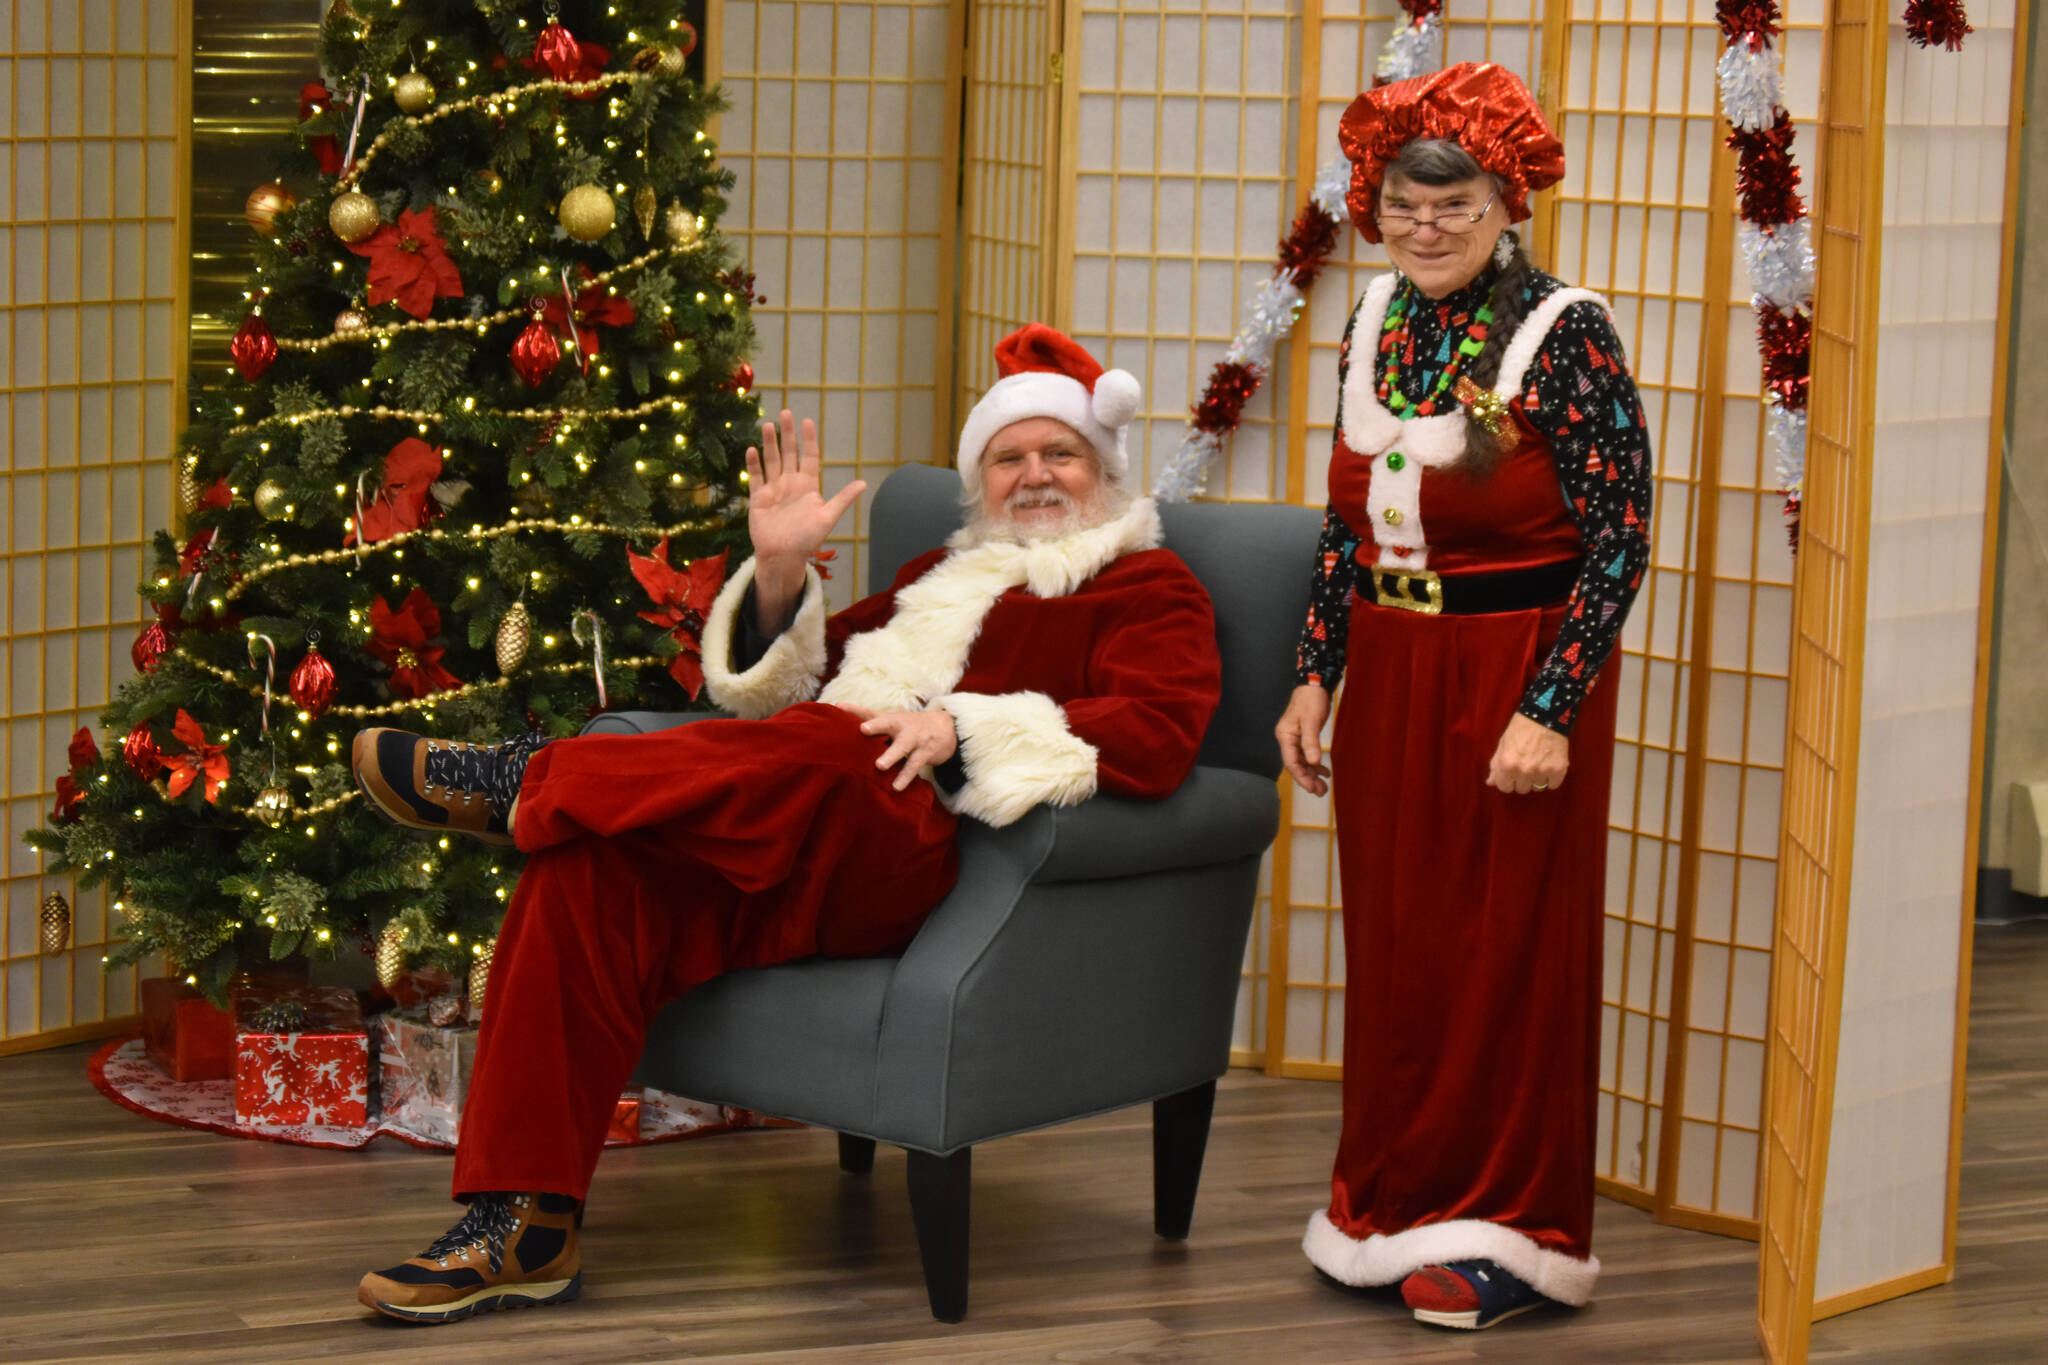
[1307,598,1617,1305]
[451,703,960,1200]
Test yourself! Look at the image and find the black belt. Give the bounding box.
[1363,558,1581,616]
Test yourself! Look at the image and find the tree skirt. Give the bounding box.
[88,1036,773,1152]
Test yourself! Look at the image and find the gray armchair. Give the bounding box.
[587,461,1318,1320]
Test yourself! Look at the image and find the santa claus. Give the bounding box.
[348,324,1223,1325]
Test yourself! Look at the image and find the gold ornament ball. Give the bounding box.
[39,893,72,954]
[375,921,406,989]
[392,72,436,115]
[252,784,295,828]
[496,601,534,675]
[663,203,701,248]
[254,479,291,520]
[558,185,616,242]
[468,938,496,1021]
[328,190,381,243]
[632,44,688,78]
[334,307,369,335]
[476,169,503,196]
[245,182,297,236]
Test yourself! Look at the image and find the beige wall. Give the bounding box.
[1985,4,2048,875]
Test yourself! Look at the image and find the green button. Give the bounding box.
[1386,452,1406,471]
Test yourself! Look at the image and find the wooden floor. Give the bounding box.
[4,921,2043,1363]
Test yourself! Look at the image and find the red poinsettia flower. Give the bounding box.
[299,82,343,176]
[348,438,445,546]
[164,709,230,804]
[344,207,465,320]
[540,265,638,369]
[626,542,728,699]
[368,588,461,699]
[52,774,85,824]
[68,726,99,773]
[809,547,837,581]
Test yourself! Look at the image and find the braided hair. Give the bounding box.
[1383,139,1538,474]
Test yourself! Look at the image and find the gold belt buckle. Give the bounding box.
[1372,566,1444,615]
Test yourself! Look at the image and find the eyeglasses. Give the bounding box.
[1377,190,1498,238]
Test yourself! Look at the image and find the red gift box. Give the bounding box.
[140,977,235,1081]
[608,1087,643,1143]
[232,985,370,1129]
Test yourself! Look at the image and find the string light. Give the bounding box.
[228,394,696,437]
[179,649,674,719]
[338,70,656,191]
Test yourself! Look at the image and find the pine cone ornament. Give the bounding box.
[496,601,533,674]
[39,893,72,954]
[375,921,406,989]
[468,939,496,1020]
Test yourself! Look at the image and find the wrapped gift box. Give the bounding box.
[232,985,370,1129]
[609,1087,643,1143]
[376,1007,478,1145]
[141,977,235,1081]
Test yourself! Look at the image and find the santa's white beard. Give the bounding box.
[959,483,1132,547]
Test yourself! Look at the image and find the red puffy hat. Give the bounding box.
[1338,62,1566,243]
[954,324,1141,491]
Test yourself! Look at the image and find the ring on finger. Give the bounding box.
[1533,780,1549,791]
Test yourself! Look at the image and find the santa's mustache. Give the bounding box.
[1006,488,1076,514]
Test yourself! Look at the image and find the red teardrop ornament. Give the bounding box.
[512,315,561,389]
[731,361,754,393]
[131,621,171,673]
[290,644,338,719]
[122,723,164,781]
[232,312,278,381]
[534,20,583,80]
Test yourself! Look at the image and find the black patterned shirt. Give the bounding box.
[1294,269,1652,735]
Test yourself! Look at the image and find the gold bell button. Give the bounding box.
[1382,508,1404,527]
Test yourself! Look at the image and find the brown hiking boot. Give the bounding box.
[351,728,548,847]
[357,1192,582,1324]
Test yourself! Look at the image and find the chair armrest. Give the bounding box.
[578,708,728,736]
[1030,767,1279,884]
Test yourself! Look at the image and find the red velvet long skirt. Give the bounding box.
[451,703,960,1200]
[1302,598,1616,1307]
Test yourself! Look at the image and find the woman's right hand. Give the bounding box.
[745,410,866,632]
[1276,683,1333,796]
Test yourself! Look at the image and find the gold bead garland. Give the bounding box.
[338,72,651,193]
[222,510,726,602]
[178,648,672,719]
[273,246,684,354]
[227,393,695,438]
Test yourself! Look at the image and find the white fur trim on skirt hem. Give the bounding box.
[1302,1209,1600,1307]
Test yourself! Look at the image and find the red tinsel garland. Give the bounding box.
[1727,111,1808,226]
[1715,0,1782,46]
[1756,304,1812,410]
[1278,201,1342,290]
[1193,362,1262,435]
[1904,0,1972,51]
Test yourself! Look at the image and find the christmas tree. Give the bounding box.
[26,0,759,1001]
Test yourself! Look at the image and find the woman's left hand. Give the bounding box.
[1487,713,1569,795]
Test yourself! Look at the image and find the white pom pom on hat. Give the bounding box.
[955,324,1141,491]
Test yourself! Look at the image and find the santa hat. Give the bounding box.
[955,324,1141,492]
[1338,62,1566,244]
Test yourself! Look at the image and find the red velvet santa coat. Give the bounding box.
[453,499,1219,1200]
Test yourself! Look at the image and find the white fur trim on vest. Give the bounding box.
[933,689,1099,827]
[817,498,1162,718]
[1338,275,1616,573]
[1302,1209,1601,1307]
[954,367,1140,493]
[700,558,829,719]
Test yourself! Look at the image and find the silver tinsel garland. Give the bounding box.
[1153,429,1227,504]
[1768,404,1807,498]
[1312,158,1351,223]
[1738,219,1815,313]
[1375,16,1442,85]
[1715,41,1784,133]
[1152,272,1305,502]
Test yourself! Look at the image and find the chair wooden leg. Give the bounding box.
[838,1133,877,1176]
[1153,1079,1217,1241]
[905,1146,971,1323]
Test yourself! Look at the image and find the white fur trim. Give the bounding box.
[1338,273,1403,457]
[700,558,828,719]
[955,369,1138,492]
[816,499,1163,717]
[1494,288,1614,399]
[933,690,1099,827]
[1302,1209,1601,1307]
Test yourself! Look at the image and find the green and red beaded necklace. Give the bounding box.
[1375,287,1495,418]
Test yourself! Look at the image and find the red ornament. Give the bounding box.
[131,620,172,673]
[231,312,278,381]
[732,361,754,393]
[512,310,562,388]
[122,723,165,781]
[1904,0,1972,50]
[676,21,699,57]
[290,645,338,719]
[533,19,584,80]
